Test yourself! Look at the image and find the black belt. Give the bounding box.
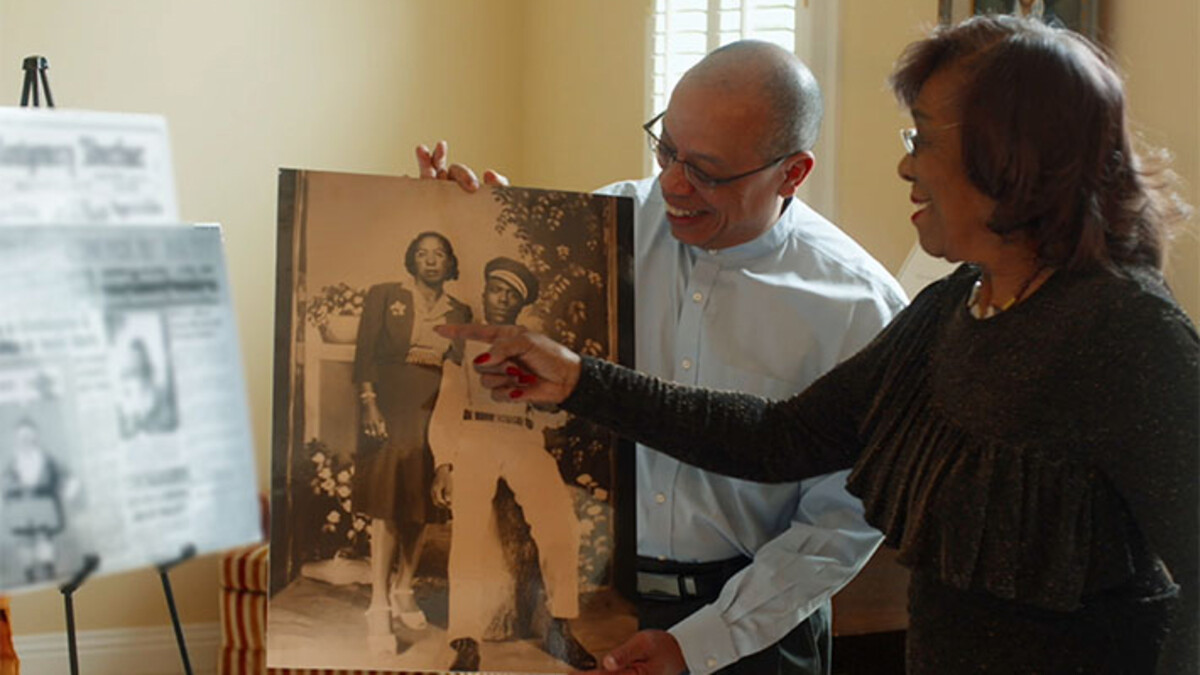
[636,555,751,601]
[462,409,533,429]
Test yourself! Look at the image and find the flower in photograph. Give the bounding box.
[302,439,369,561]
[305,282,366,329]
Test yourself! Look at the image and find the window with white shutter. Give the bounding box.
[648,0,840,218]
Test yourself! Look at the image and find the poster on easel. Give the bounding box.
[0,106,179,225]
[0,224,260,593]
[269,170,636,673]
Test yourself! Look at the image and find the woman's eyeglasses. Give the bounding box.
[900,128,921,156]
[900,123,962,156]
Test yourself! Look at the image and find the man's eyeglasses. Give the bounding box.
[643,112,793,189]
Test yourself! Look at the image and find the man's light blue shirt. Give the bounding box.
[598,177,908,674]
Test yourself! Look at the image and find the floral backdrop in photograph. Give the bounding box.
[306,283,365,344]
[293,436,613,593]
[296,440,368,564]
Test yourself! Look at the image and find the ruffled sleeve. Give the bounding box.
[846,380,1144,611]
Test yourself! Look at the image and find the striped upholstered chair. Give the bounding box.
[0,596,17,675]
[218,542,269,675]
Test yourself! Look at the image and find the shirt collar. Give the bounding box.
[693,198,794,266]
[411,286,454,320]
[429,291,454,318]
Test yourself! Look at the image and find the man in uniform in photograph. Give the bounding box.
[417,39,908,675]
[427,256,597,672]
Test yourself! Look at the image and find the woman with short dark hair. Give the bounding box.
[443,16,1197,673]
[353,230,472,651]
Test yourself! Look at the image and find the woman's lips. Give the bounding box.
[910,196,930,224]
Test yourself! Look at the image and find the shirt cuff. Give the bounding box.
[668,603,738,675]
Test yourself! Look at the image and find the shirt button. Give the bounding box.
[692,291,703,303]
[706,657,718,668]
[655,493,666,504]
[681,358,692,370]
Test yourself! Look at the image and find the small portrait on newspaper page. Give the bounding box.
[107,311,178,440]
[0,395,86,590]
[270,170,634,674]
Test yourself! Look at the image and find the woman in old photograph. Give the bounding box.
[352,230,472,650]
[116,336,178,440]
[2,417,80,585]
[445,16,1198,674]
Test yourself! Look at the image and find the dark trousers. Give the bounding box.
[638,557,832,675]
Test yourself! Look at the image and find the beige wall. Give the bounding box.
[1107,0,1200,323]
[0,0,526,634]
[1,0,1196,638]
[836,1,937,273]
[517,0,650,191]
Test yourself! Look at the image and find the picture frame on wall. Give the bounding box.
[938,0,1100,39]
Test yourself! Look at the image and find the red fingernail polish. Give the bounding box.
[506,366,521,376]
[518,374,537,384]
[473,353,491,365]
[509,389,524,399]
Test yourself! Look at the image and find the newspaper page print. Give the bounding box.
[270,170,635,674]
[0,225,260,592]
[0,107,179,225]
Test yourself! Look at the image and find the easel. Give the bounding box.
[59,555,99,675]
[17,54,196,675]
[57,546,197,675]
[19,55,54,108]
[158,545,198,675]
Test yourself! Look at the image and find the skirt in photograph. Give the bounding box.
[352,361,442,525]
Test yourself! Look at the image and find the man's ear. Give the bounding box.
[778,152,816,198]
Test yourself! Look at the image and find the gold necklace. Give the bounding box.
[970,265,1048,317]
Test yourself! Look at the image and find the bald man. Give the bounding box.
[418,40,907,675]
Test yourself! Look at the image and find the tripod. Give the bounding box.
[19,55,55,108]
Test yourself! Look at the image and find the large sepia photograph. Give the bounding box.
[269,170,635,673]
